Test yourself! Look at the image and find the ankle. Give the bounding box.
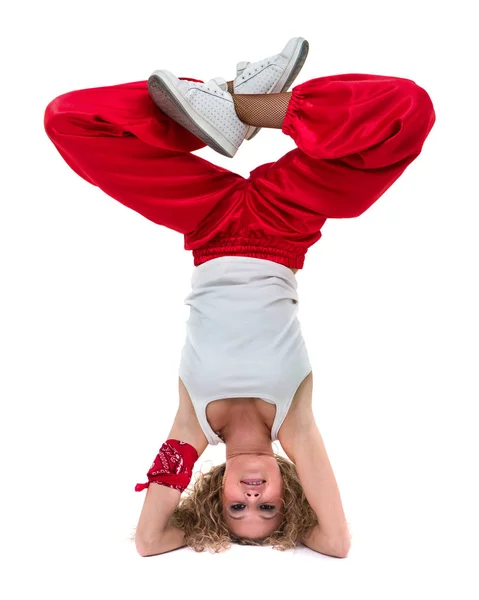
[231,92,292,129]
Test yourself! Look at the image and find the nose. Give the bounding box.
[244,490,261,499]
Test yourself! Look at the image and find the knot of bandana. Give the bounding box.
[135,439,199,493]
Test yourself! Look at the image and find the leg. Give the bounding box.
[44,79,245,235]
[237,74,436,257]
[230,90,292,129]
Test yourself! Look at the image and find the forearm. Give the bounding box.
[134,393,208,555]
[136,523,187,557]
[135,483,182,543]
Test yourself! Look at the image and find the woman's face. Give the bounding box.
[222,454,284,539]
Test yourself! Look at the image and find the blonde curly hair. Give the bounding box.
[132,453,319,553]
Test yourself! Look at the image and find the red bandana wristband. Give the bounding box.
[135,439,199,493]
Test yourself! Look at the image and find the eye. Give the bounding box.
[230,504,276,511]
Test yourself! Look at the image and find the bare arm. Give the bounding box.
[135,485,187,556]
[134,379,209,556]
[278,379,351,557]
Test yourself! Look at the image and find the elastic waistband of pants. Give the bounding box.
[192,237,306,270]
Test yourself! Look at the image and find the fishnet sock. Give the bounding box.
[231,92,293,129]
[227,80,235,94]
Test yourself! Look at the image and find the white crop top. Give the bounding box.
[178,256,312,445]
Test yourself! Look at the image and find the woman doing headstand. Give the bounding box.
[44,37,436,556]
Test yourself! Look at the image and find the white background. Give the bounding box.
[1,1,478,598]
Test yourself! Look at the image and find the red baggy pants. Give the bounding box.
[44,74,435,270]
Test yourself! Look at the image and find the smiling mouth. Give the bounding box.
[241,480,266,486]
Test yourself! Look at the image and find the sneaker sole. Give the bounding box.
[245,38,310,141]
[148,71,239,158]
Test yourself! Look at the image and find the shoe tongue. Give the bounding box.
[207,76,228,92]
[236,60,249,75]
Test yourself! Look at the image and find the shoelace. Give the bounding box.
[242,58,275,79]
[204,80,227,96]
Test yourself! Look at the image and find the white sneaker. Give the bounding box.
[148,70,248,158]
[233,37,309,140]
